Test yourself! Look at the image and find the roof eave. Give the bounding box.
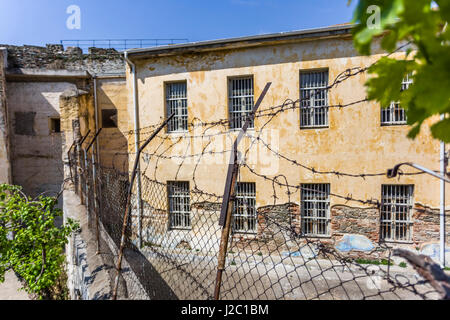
[125,24,355,60]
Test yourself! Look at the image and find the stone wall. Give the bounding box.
[228,202,450,262]
[2,44,124,75]
[413,204,450,244]
[331,205,380,243]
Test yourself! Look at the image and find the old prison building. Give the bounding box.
[0,25,448,268]
[122,24,449,262]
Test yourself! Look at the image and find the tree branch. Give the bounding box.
[394,249,450,300]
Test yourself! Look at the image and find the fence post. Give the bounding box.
[214,83,271,300]
[83,129,102,226]
[77,130,91,205]
[83,148,89,217]
[214,151,239,300]
[112,113,175,300]
[86,129,103,251]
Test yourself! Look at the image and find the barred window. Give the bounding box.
[232,182,257,234]
[300,70,329,128]
[381,74,413,125]
[301,184,330,236]
[381,185,413,242]
[166,82,188,132]
[229,77,254,130]
[168,181,191,229]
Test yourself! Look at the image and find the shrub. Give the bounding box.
[0,184,78,299]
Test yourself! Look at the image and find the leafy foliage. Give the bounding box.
[0,184,78,299]
[351,0,450,141]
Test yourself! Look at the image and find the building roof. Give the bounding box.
[125,24,355,59]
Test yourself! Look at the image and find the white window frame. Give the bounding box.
[166,82,188,133]
[300,70,329,128]
[168,181,191,230]
[232,182,257,234]
[228,76,254,130]
[380,185,414,242]
[301,184,331,237]
[381,73,413,126]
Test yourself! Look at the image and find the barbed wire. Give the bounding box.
[67,40,445,301]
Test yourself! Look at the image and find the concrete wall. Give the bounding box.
[1,43,125,201]
[96,77,129,171]
[0,48,11,184]
[6,81,78,199]
[127,35,449,256]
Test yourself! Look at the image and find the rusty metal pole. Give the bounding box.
[112,113,175,300]
[83,148,89,216]
[91,151,100,252]
[86,129,102,251]
[214,152,239,300]
[67,141,76,183]
[77,130,91,204]
[214,83,271,300]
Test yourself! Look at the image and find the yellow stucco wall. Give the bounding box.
[96,78,129,170]
[127,36,449,210]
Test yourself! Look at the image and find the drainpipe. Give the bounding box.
[93,76,103,235]
[124,51,143,249]
[93,76,100,168]
[440,114,446,267]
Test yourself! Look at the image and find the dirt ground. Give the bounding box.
[0,271,30,300]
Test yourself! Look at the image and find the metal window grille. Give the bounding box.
[300,70,329,128]
[232,182,257,234]
[229,77,254,130]
[381,74,413,125]
[166,82,188,132]
[380,185,413,242]
[168,181,191,229]
[301,184,330,236]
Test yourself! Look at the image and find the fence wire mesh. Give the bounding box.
[69,152,443,300]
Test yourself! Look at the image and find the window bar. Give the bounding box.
[232,182,256,234]
[301,184,330,236]
[167,82,188,132]
[300,71,329,128]
[168,181,191,229]
[229,77,254,129]
[381,185,413,241]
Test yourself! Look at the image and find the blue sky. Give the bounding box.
[0,0,358,47]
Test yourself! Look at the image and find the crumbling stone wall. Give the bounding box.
[229,202,449,262]
[331,205,380,243]
[2,44,124,75]
[412,204,450,245]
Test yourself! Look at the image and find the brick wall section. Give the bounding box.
[1,44,124,75]
[227,202,450,260]
[257,203,300,240]
[331,205,380,243]
[412,204,450,245]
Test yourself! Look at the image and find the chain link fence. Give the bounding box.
[68,149,445,300]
